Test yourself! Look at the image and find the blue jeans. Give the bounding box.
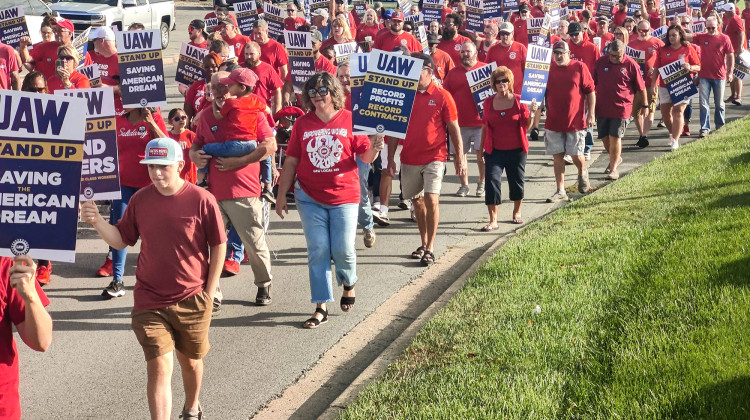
[225,225,244,262]
[202,140,272,184]
[356,156,374,230]
[685,101,693,122]
[295,184,358,303]
[109,185,140,281]
[699,78,726,132]
[584,109,594,153]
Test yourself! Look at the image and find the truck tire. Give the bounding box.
[160,21,169,49]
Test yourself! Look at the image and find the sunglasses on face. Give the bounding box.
[287,9,295,11]
[307,86,330,97]
[30,87,46,93]
[173,116,187,121]
[707,26,717,29]
[443,22,455,26]
[495,78,510,84]
[639,29,649,33]
[58,55,75,61]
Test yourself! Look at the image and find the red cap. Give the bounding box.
[391,11,405,21]
[219,68,258,88]
[273,106,305,121]
[54,18,75,33]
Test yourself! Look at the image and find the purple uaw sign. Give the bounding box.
[0,91,87,262]
[116,30,167,108]
[284,30,316,93]
[56,87,120,202]
[658,58,697,104]
[520,43,551,104]
[0,6,30,49]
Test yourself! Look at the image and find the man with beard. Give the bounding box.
[443,42,487,197]
[427,33,454,83]
[373,11,422,53]
[188,19,209,49]
[513,3,531,47]
[437,13,472,64]
[486,22,527,95]
[244,41,284,114]
[220,18,251,67]
[282,30,337,105]
[253,19,290,80]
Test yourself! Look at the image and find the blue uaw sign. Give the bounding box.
[520,43,551,104]
[0,91,87,262]
[0,6,30,49]
[56,88,120,202]
[567,0,584,10]
[465,0,484,34]
[484,0,503,22]
[116,29,167,108]
[73,27,91,67]
[422,0,443,24]
[353,49,422,138]
[467,62,497,118]
[658,58,698,104]
[77,64,101,87]
[235,1,259,36]
[263,3,285,39]
[349,53,368,133]
[176,42,208,86]
[284,30,315,93]
[625,45,646,78]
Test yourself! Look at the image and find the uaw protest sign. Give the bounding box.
[353,49,422,138]
[520,44,552,104]
[658,58,698,104]
[117,29,167,108]
[0,6,30,49]
[0,91,87,262]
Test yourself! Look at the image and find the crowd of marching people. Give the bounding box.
[2,0,746,417]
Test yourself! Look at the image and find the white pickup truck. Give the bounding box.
[48,0,176,48]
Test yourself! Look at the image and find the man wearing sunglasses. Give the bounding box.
[284,3,308,31]
[437,13,472,64]
[19,18,92,81]
[628,20,664,147]
[693,16,735,137]
[188,19,209,50]
[512,3,531,47]
[373,11,422,53]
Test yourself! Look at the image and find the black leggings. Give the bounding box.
[484,148,527,205]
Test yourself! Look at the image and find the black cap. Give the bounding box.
[568,21,582,35]
[220,17,235,26]
[427,32,440,45]
[412,52,435,71]
[519,3,530,11]
[214,0,229,7]
[190,19,206,31]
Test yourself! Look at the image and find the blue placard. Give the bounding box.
[520,44,551,104]
[116,30,167,108]
[627,0,641,16]
[235,0,259,37]
[503,0,520,13]
[73,27,91,67]
[689,0,702,9]
[0,91,87,263]
[353,49,422,138]
[349,53,368,133]
[651,25,668,42]
[422,0,443,23]
[77,64,101,87]
[465,0,484,33]
[484,0,503,21]
[176,42,208,86]
[0,7,30,49]
[527,18,544,45]
[665,0,688,17]
[658,59,698,104]
[264,3,285,39]
[625,45,646,79]
[467,62,498,118]
[596,0,616,17]
[567,0,584,10]
[285,30,316,93]
[56,88,120,202]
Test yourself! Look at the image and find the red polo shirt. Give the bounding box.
[442,61,487,127]
[401,82,458,165]
[486,41,527,94]
[373,31,423,53]
[437,34,472,65]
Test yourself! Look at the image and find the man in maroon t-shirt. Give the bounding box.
[723,4,746,104]
[253,20,290,80]
[221,18,251,67]
[244,41,284,114]
[81,137,226,420]
[0,255,52,420]
[593,40,646,181]
[694,16,735,137]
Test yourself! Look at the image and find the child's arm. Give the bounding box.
[212,99,224,121]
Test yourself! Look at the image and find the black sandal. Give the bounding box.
[303,307,328,329]
[421,250,435,266]
[340,284,355,312]
[411,246,427,259]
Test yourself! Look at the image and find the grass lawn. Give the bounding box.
[339,119,750,419]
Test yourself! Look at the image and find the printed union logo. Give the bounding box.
[620,67,627,75]
[149,147,168,157]
[10,239,29,256]
[139,98,148,106]
[83,187,95,199]
[376,124,385,133]
[401,39,407,46]
[509,52,517,59]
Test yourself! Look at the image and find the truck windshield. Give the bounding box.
[0,0,52,15]
[55,0,119,6]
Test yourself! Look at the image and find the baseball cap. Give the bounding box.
[412,52,434,71]
[140,138,184,165]
[91,26,115,41]
[552,40,570,52]
[273,106,306,121]
[312,8,329,18]
[219,67,259,87]
[519,3,530,12]
[391,11,405,21]
[54,18,74,33]
[310,29,324,43]
[498,22,513,34]
[189,19,208,35]
[723,2,736,12]
[383,9,395,19]
[427,32,440,45]
[220,17,235,26]
[568,21,582,35]
[596,15,609,23]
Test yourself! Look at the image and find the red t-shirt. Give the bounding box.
[437,34,472,65]
[355,23,382,42]
[545,60,595,131]
[742,9,750,41]
[628,37,664,86]
[592,55,645,118]
[284,16,308,31]
[442,6,453,22]
[531,5,546,17]
[653,44,700,87]
[219,95,267,141]
[47,71,91,93]
[649,12,662,30]
[193,109,274,200]
[514,19,529,47]
[286,109,369,205]
[188,40,208,49]
[0,44,19,90]
[185,79,209,114]
[0,257,50,420]
[223,33,251,66]
[442,61,487,127]
[248,61,284,106]
[481,94,530,153]
[29,40,61,80]
[431,48,455,81]
[117,183,227,311]
[401,82,458,165]
[168,130,198,184]
[259,38,290,76]
[693,33,734,80]
[568,39,600,74]
[723,14,746,52]
[486,41,528,94]
[205,11,238,32]
[116,111,169,188]
[612,9,627,27]
[373,31,423,53]
[89,50,119,86]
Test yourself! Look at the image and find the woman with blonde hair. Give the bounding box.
[47,44,90,92]
[478,66,537,229]
[321,15,355,50]
[355,8,382,43]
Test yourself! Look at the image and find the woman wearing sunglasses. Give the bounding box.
[168,108,198,184]
[47,45,90,93]
[478,66,537,229]
[275,72,384,329]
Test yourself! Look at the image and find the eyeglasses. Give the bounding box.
[41,30,53,34]
[307,86,330,97]
[443,22,455,26]
[29,87,46,93]
[173,116,187,121]
[495,78,510,84]
[58,55,75,61]
[707,26,717,29]
[638,29,649,33]
[287,9,295,11]
[633,14,642,18]
[457,11,465,14]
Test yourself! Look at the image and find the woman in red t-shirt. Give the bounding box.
[47,45,91,93]
[652,24,700,150]
[275,72,383,329]
[167,108,198,185]
[355,9,383,43]
[479,67,537,230]
[321,16,356,52]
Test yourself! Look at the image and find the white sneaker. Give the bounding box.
[563,155,574,165]
[584,151,591,161]
[671,139,680,151]
[371,201,380,212]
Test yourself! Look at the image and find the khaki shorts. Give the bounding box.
[131,291,212,361]
[544,130,586,156]
[449,126,482,153]
[401,161,445,199]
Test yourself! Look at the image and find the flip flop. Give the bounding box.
[511,216,523,224]
[480,224,499,232]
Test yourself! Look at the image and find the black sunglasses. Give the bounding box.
[58,55,75,61]
[29,87,46,93]
[307,86,330,97]
[173,116,187,121]
[495,78,510,84]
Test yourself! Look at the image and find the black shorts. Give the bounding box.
[484,148,527,205]
[597,117,629,139]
